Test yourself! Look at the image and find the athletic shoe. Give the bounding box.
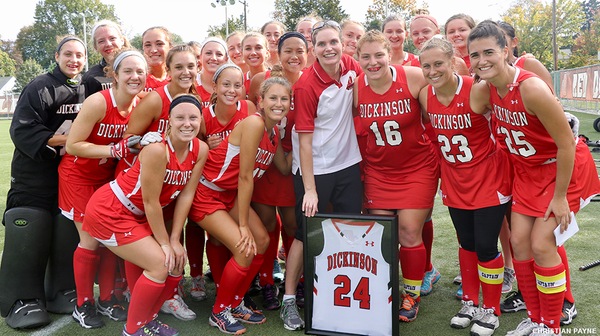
[209,307,246,335]
[96,296,127,321]
[500,290,526,313]
[248,275,262,296]
[398,293,419,322]
[204,268,213,282]
[450,300,479,329]
[262,284,281,310]
[560,300,577,326]
[273,260,284,283]
[456,284,463,300]
[160,294,196,321]
[506,318,539,336]
[295,282,305,308]
[421,266,441,296]
[231,300,266,324]
[470,308,499,336]
[280,298,304,331]
[46,289,77,314]
[177,277,186,298]
[502,268,516,293]
[5,299,51,329]
[122,324,159,336]
[531,324,561,336]
[146,318,179,336]
[72,301,105,329]
[243,293,261,312]
[190,275,207,301]
[453,273,462,285]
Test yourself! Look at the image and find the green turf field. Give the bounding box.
[0,113,599,335]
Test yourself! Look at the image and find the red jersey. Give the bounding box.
[200,114,279,191]
[59,89,134,185]
[144,74,170,93]
[490,68,557,167]
[513,56,526,68]
[402,52,419,67]
[356,65,435,176]
[426,75,512,209]
[111,137,201,214]
[147,85,173,135]
[203,100,249,140]
[244,71,252,96]
[196,83,212,110]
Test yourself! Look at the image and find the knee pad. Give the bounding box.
[0,207,52,317]
[45,214,78,303]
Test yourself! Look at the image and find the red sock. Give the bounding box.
[399,244,426,299]
[206,239,232,287]
[422,219,434,272]
[150,275,182,316]
[459,248,479,305]
[535,263,565,332]
[97,247,117,302]
[557,245,574,303]
[126,273,165,334]
[259,226,280,287]
[186,222,206,278]
[213,258,249,314]
[235,254,265,307]
[479,254,504,315]
[514,258,541,323]
[124,260,144,292]
[73,246,100,306]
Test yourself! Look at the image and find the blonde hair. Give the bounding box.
[356,30,391,55]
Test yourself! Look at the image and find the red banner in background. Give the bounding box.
[559,65,600,100]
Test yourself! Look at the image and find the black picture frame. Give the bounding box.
[303,213,399,336]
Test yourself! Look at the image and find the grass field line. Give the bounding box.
[30,315,71,336]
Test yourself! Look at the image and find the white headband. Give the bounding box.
[113,50,146,71]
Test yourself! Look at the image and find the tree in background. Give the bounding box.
[206,17,246,39]
[364,0,418,31]
[567,3,599,68]
[273,0,348,32]
[15,0,119,70]
[0,50,17,77]
[501,0,585,70]
[129,32,184,50]
[14,59,44,92]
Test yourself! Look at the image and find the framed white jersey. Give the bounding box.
[304,214,399,336]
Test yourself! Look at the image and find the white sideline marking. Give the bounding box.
[31,315,71,336]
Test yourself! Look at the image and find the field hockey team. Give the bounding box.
[2,8,599,336]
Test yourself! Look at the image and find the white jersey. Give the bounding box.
[312,219,392,336]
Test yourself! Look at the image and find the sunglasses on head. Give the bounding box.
[312,20,341,32]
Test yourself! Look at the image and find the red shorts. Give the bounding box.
[440,149,513,209]
[512,139,600,217]
[58,175,105,222]
[251,165,295,207]
[363,156,439,209]
[82,184,152,247]
[189,183,237,223]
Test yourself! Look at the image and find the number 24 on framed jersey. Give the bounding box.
[304,214,399,336]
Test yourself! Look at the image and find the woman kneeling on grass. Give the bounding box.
[80,94,208,336]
